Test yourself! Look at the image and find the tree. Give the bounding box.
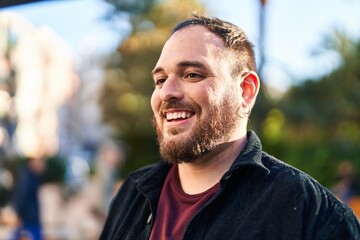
[269,32,360,186]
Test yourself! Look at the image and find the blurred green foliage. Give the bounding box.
[99,1,360,188]
[260,33,360,187]
[42,155,66,183]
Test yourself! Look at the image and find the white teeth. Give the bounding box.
[166,111,192,120]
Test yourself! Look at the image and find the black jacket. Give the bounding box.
[100,131,360,240]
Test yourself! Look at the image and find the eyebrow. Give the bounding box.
[151,60,208,76]
[178,60,207,70]
[151,66,164,76]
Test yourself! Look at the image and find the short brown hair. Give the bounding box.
[172,13,256,77]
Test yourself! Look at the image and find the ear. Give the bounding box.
[241,71,260,106]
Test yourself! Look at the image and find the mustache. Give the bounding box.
[159,99,201,114]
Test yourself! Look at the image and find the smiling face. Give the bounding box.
[151,25,247,164]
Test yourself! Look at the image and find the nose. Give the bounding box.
[159,75,183,102]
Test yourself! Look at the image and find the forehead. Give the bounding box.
[170,25,224,49]
[155,25,226,68]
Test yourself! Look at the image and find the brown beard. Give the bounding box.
[153,89,239,164]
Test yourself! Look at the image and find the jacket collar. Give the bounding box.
[228,130,269,174]
[131,131,269,195]
[129,161,171,215]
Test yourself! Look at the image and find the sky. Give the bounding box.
[203,0,360,90]
[2,0,360,91]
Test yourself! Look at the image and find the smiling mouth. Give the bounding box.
[166,111,194,121]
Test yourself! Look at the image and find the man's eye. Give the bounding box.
[186,72,203,79]
[154,78,166,86]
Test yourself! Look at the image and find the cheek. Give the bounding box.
[204,85,224,106]
[151,92,163,127]
[150,90,159,114]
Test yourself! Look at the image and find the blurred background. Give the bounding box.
[0,0,359,239]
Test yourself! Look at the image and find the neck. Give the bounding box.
[178,133,248,194]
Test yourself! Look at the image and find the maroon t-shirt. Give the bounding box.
[149,164,220,240]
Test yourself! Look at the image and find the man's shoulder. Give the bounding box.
[261,152,353,215]
[260,152,340,205]
[260,152,359,236]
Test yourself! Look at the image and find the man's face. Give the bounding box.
[151,25,243,164]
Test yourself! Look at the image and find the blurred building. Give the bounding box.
[0,10,109,164]
[0,11,77,160]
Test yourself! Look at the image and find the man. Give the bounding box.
[100,13,360,239]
